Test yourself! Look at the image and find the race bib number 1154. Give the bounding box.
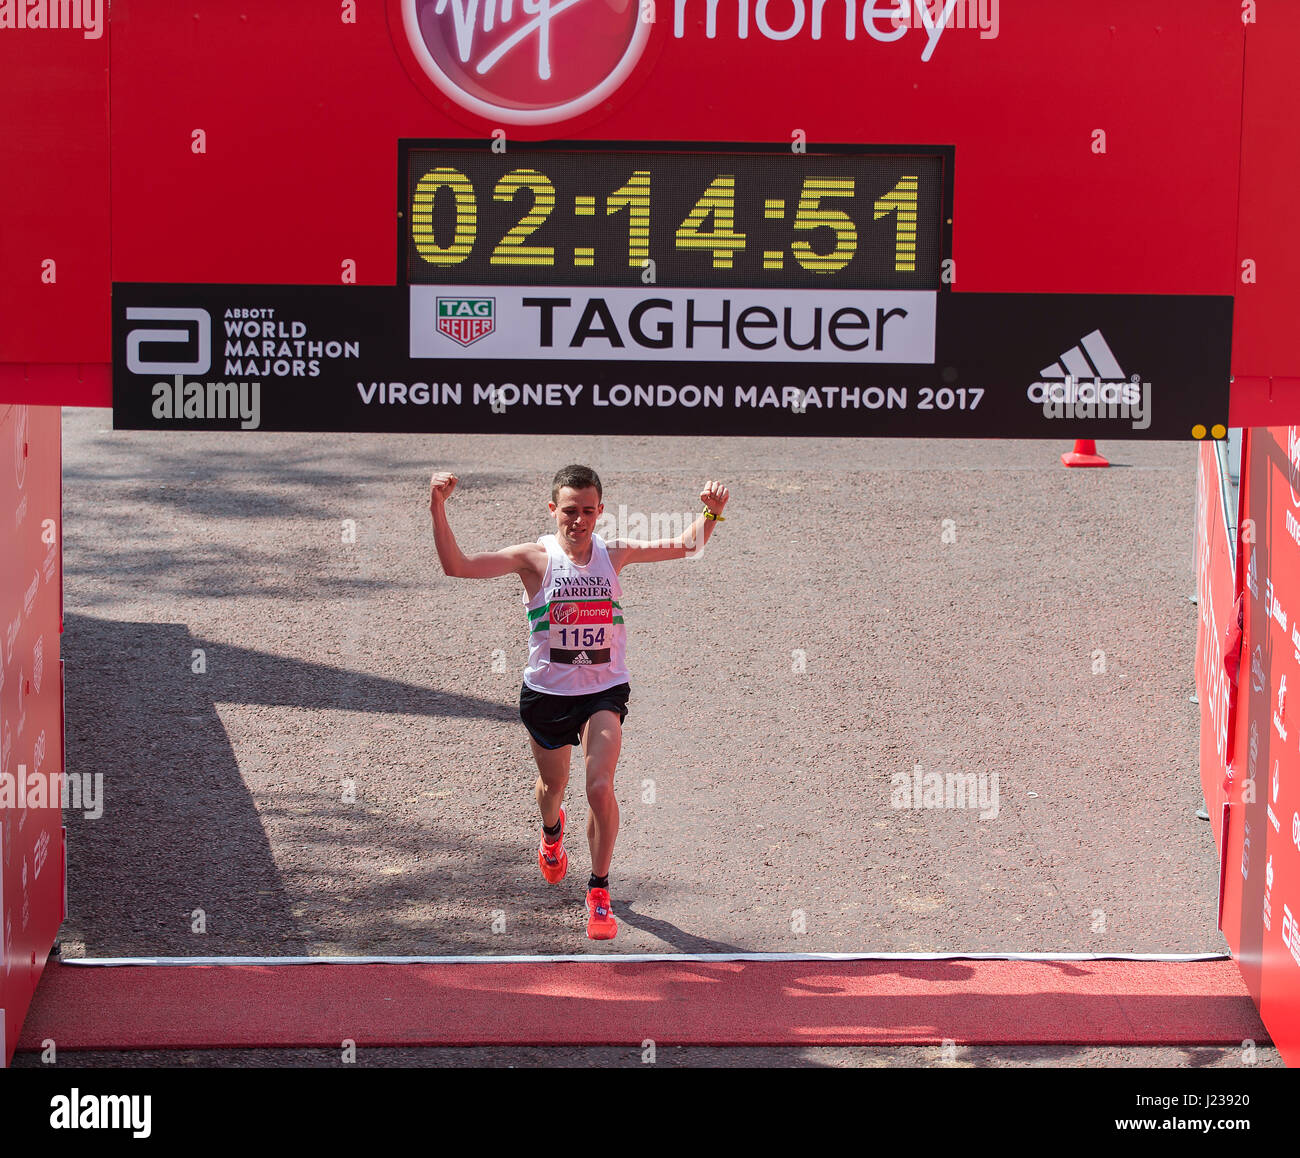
[549,599,613,666]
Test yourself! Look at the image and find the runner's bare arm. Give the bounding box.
[607,481,729,570]
[429,472,545,579]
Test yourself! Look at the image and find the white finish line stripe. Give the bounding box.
[61,952,1232,967]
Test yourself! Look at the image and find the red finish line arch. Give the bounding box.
[3,0,1300,1069]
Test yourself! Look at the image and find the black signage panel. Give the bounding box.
[113,284,1231,439]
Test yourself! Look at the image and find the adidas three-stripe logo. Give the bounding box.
[1030,328,1147,428]
[1040,329,1126,383]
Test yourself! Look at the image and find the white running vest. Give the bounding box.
[521,533,628,695]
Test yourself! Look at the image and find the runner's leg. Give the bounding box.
[579,710,622,877]
[530,737,571,829]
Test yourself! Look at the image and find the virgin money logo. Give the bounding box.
[398,0,650,124]
[551,601,579,624]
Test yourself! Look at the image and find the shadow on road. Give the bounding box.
[60,612,518,958]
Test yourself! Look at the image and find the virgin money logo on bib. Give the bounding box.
[551,601,580,624]
[397,0,650,124]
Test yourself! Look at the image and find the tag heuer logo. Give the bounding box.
[437,298,494,347]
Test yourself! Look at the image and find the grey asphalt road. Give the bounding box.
[8,1044,1282,1068]
[35,407,1262,1067]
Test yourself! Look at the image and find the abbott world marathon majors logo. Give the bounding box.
[123,305,363,428]
[125,307,259,429]
[399,0,651,124]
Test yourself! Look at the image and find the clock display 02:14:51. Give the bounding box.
[410,165,922,277]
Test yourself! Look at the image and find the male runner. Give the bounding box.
[429,464,729,939]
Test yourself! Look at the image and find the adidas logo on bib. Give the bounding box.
[573,652,592,665]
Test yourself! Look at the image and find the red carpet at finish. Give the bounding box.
[16,958,1266,1052]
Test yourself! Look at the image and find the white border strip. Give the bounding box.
[60,952,1231,967]
[1213,435,1238,569]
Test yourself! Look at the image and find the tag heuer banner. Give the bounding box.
[113,282,1230,439]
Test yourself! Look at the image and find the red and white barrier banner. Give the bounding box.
[1213,427,1300,1067]
[0,404,64,1068]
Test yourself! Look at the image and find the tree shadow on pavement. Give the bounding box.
[59,612,520,958]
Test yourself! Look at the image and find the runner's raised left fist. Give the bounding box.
[700,480,729,515]
[429,471,458,509]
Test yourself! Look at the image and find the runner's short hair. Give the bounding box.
[552,465,602,503]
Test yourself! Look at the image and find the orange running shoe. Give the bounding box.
[538,806,567,884]
[586,887,618,940]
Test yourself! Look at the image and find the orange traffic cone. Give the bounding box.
[1061,439,1109,467]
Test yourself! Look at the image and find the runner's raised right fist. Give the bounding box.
[429,471,458,508]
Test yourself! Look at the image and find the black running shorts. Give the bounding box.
[519,682,630,750]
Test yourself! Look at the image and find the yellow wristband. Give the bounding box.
[703,509,725,522]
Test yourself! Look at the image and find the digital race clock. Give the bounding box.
[399,141,952,291]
